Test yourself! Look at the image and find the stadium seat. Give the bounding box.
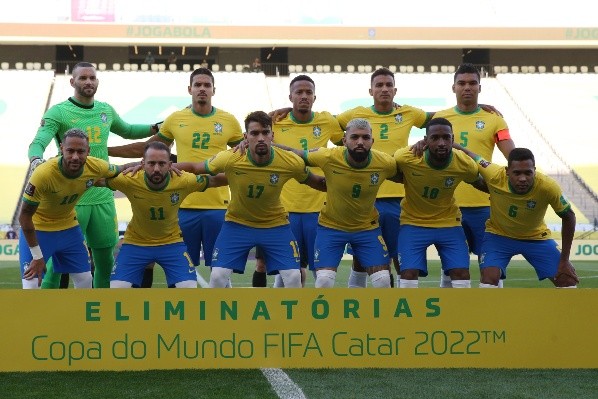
[333,65,341,73]
[364,65,372,73]
[510,66,519,73]
[43,62,52,70]
[416,65,425,73]
[569,65,577,73]
[323,65,331,73]
[400,65,408,73]
[357,65,366,73]
[98,62,107,71]
[406,65,414,73]
[346,65,355,73]
[123,63,131,71]
[552,65,560,73]
[1,62,9,70]
[295,65,303,73]
[375,65,383,70]
[151,64,158,71]
[447,65,455,73]
[15,62,23,70]
[528,65,536,73]
[580,65,588,73]
[315,64,323,73]
[305,65,314,72]
[182,63,191,72]
[562,65,570,73]
[388,65,397,73]
[521,66,528,73]
[493,65,501,75]
[112,63,121,71]
[158,64,166,72]
[224,64,233,72]
[168,63,177,71]
[140,63,149,71]
[595,66,598,73]
[430,65,439,73]
[130,63,139,71]
[193,64,201,70]
[211,64,219,72]
[288,64,296,73]
[235,64,243,72]
[538,65,546,73]
[440,65,447,73]
[25,62,34,70]
[33,62,42,70]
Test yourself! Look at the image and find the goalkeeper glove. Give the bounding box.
[30,157,45,171]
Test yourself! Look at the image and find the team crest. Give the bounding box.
[478,159,491,168]
[270,173,280,184]
[395,114,403,123]
[214,122,223,134]
[314,249,320,260]
[444,177,455,188]
[475,120,485,130]
[526,200,537,209]
[479,252,486,265]
[212,248,219,261]
[370,173,380,185]
[100,112,108,124]
[312,126,322,138]
[170,192,180,204]
[85,179,94,188]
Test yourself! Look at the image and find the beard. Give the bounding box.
[149,172,168,185]
[347,147,369,163]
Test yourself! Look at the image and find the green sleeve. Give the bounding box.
[28,108,62,160]
[109,106,152,140]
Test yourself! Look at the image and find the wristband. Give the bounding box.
[30,245,43,260]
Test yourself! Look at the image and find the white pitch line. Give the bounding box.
[261,368,307,399]
[195,270,209,288]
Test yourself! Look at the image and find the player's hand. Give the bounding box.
[410,139,427,157]
[232,140,248,155]
[393,102,403,109]
[151,121,163,134]
[554,260,579,286]
[269,107,292,122]
[479,104,503,117]
[169,164,183,177]
[30,157,45,171]
[122,164,143,176]
[23,258,46,287]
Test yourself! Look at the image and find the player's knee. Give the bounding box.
[209,267,233,288]
[400,269,418,280]
[370,270,391,288]
[352,258,366,272]
[480,267,500,285]
[315,269,336,288]
[278,269,301,288]
[174,280,198,288]
[448,268,470,281]
[71,272,93,288]
[255,258,266,273]
[110,280,132,288]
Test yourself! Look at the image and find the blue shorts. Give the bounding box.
[460,206,490,256]
[289,212,319,268]
[397,224,470,277]
[212,222,300,274]
[480,232,561,280]
[112,242,196,287]
[178,208,226,267]
[19,226,90,278]
[346,198,401,259]
[314,225,389,269]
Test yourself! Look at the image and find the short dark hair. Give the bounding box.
[64,127,89,142]
[144,141,171,157]
[72,62,95,76]
[508,148,535,167]
[425,117,452,135]
[371,67,394,85]
[289,74,315,90]
[190,68,214,86]
[454,63,480,83]
[244,111,272,131]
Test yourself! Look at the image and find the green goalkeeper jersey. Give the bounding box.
[29,97,151,205]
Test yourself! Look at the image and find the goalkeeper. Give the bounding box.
[455,145,579,288]
[27,62,160,289]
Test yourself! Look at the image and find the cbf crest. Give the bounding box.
[370,172,380,185]
[214,122,223,134]
[444,177,455,188]
[100,112,108,124]
[395,113,403,124]
[170,192,181,204]
[526,200,537,209]
[85,179,94,189]
[270,173,280,184]
[475,120,485,130]
[312,126,322,138]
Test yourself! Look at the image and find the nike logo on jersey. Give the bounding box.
[411,172,424,176]
[133,195,145,199]
[179,123,188,128]
[332,170,344,175]
[234,171,247,175]
[281,128,291,132]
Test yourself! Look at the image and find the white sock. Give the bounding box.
[175,280,198,288]
[370,270,391,288]
[451,279,471,288]
[498,279,504,288]
[273,274,285,288]
[315,269,336,288]
[440,272,452,288]
[348,270,368,288]
[209,267,233,288]
[225,277,233,288]
[557,285,577,289]
[71,272,93,288]
[278,269,301,288]
[399,279,419,288]
[110,280,132,288]
[22,279,40,289]
[479,282,499,288]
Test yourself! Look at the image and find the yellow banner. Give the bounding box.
[0,239,18,261]
[0,289,596,371]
